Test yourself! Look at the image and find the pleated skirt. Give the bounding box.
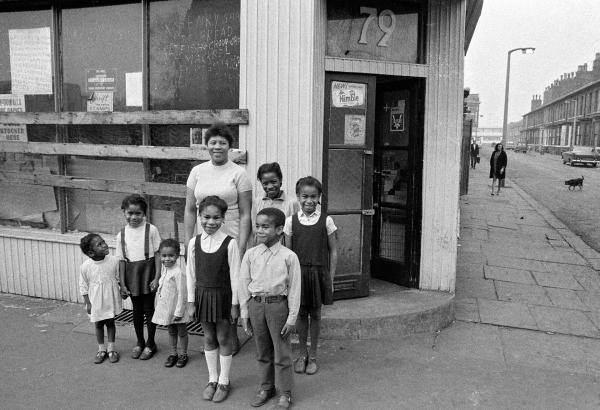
[300,265,333,308]
[195,286,232,323]
[124,258,155,297]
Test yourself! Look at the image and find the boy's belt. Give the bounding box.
[252,295,287,303]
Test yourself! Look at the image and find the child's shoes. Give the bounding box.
[212,383,231,403]
[271,393,292,409]
[305,357,318,375]
[108,351,119,363]
[94,350,108,364]
[251,387,276,407]
[176,354,188,368]
[164,354,178,368]
[131,345,143,359]
[293,355,307,373]
[202,382,218,400]
[139,345,157,360]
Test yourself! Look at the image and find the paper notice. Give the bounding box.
[331,81,366,108]
[87,91,114,112]
[344,114,366,145]
[9,27,53,95]
[0,94,27,142]
[125,72,143,106]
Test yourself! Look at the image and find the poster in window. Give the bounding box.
[344,114,366,145]
[390,100,405,132]
[332,81,366,108]
[9,27,53,95]
[190,127,208,148]
[87,69,117,92]
[87,91,114,112]
[125,72,143,106]
[0,94,27,142]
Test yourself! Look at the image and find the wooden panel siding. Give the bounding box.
[0,142,247,163]
[419,0,465,292]
[325,57,429,78]
[240,0,324,192]
[0,172,187,198]
[0,109,249,125]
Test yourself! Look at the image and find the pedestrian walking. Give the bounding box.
[239,207,301,409]
[186,196,241,403]
[151,239,193,369]
[470,139,480,169]
[489,143,507,195]
[79,233,122,364]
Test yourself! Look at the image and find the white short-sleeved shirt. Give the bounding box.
[186,160,253,238]
[283,209,337,237]
[115,223,161,262]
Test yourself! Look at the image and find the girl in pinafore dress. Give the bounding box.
[152,239,193,368]
[186,196,241,403]
[116,194,162,361]
[79,233,122,364]
[284,176,338,376]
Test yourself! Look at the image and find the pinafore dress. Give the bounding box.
[291,213,333,308]
[194,234,233,322]
[121,223,156,296]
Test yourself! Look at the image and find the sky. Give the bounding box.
[465,0,600,128]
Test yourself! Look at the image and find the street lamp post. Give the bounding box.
[501,47,535,148]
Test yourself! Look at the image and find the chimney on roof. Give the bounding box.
[531,95,542,111]
[584,63,588,71]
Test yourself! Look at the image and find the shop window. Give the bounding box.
[0,8,59,229]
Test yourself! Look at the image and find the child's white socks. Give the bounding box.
[218,355,232,385]
[98,343,107,352]
[205,348,219,383]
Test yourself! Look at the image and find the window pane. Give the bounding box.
[62,3,144,234]
[334,214,362,275]
[0,8,58,230]
[327,149,363,210]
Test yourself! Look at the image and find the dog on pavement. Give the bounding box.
[565,176,584,190]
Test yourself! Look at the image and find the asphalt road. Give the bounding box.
[479,146,600,252]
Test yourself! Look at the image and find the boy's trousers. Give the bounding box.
[248,297,293,393]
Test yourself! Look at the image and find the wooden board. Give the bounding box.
[0,182,57,219]
[0,142,247,163]
[0,109,249,125]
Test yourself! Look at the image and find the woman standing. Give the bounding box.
[184,122,253,354]
[489,143,507,196]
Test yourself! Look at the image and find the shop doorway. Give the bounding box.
[323,73,423,298]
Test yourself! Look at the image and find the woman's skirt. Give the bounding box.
[300,265,333,308]
[195,287,232,323]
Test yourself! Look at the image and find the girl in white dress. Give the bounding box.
[152,239,193,368]
[79,233,123,364]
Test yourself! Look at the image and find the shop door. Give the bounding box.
[323,73,376,299]
[371,79,423,287]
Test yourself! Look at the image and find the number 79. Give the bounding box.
[358,7,396,47]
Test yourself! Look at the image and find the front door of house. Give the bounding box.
[323,73,376,299]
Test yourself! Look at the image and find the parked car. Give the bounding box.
[505,141,516,150]
[561,148,600,167]
[514,143,527,153]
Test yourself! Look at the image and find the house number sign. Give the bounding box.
[358,7,396,47]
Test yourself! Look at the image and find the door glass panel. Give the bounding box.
[380,150,408,205]
[328,81,367,145]
[378,207,406,262]
[334,214,362,274]
[327,149,363,210]
[378,88,410,147]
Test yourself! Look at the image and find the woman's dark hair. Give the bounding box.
[198,195,228,216]
[494,143,504,152]
[121,194,148,215]
[295,176,322,195]
[159,238,181,255]
[257,162,283,181]
[205,122,233,146]
[257,207,286,228]
[80,233,102,255]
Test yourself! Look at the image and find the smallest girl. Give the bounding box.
[284,176,338,376]
[152,239,193,368]
[186,196,240,403]
[79,233,122,364]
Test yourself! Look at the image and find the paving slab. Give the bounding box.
[495,282,552,306]
[543,262,597,277]
[486,254,547,273]
[455,299,480,322]
[577,290,600,311]
[457,250,485,265]
[484,266,535,284]
[528,249,587,265]
[529,305,600,338]
[531,270,584,290]
[456,263,484,279]
[545,288,589,311]
[455,278,497,300]
[574,271,600,292]
[434,322,505,364]
[477,299,537,330]
[587,311,600,330]
[499,327,600,376]
[587,258,600,271]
